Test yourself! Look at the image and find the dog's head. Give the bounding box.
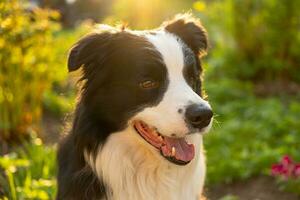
[69,14,213,165]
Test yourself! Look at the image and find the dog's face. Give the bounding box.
[69,15,212,165]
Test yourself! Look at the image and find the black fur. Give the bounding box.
[164,14,207,95]
[56,14,208,199]
[164,14,208,56]
[57,29,168,200]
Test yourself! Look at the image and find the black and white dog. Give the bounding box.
[57,14,213,200]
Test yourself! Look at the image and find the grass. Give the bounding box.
[0,136,56,200]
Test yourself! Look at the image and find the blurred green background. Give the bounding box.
[0,0,299,199]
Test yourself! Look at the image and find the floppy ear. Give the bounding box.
[163,14,208,56]
[68,26,115,72]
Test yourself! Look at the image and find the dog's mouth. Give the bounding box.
[133,120,195,165]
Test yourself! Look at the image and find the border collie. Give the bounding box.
[57,14,213,200]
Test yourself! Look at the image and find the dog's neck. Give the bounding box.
[85,127,205,200]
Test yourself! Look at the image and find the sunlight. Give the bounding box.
[107,0,190,28]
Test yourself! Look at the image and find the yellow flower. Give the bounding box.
[193,1,206,12]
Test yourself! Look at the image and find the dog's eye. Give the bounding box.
[139,80,159,89]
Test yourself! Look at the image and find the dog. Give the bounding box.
[56,13,213,200]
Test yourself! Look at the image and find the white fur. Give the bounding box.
[89,126,205,200]
[85,31,211,200]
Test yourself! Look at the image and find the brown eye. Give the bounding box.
[139,80,159,89]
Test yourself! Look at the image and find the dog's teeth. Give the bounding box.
[171,147,176,156]
[153,131,158,136]
[158,136,163,141]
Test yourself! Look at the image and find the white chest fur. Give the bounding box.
[86,127,206,200]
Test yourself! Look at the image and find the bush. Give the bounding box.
[41,24,93,117]
[203,79,300,195]
[0,0,60,143]
[196,0,300,83]
[196,1,300,194]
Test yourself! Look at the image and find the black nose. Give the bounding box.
[185,104,213,129]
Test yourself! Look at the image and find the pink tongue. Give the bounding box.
[161,137,195,162]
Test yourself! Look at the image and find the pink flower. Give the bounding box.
[271,164,284,176]
[271,155,300,179]
[282,155,293,168]
[293,164,300,178]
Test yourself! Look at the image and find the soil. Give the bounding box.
[254,81,300,97]
[205,176,299,200]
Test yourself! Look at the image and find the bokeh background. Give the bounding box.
[0,0,300,199]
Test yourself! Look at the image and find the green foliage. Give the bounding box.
[197,0,300,82]
[195,1,300,194]
[0,0,60,142]
[41,26,92,117]
[0,1,91,141]
[204,79,300,193]
[0,136,56,200]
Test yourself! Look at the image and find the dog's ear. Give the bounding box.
[68,25,116,72]
[163,14,208,56]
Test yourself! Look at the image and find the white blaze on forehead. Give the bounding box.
[145,31,208,107]
[145,32,185,79]
[130,31,211,137]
